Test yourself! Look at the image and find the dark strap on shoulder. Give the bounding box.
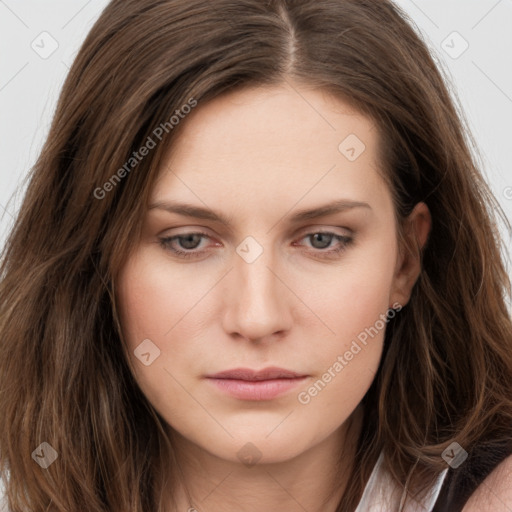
[432,439,512,512]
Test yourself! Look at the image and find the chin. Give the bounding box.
[178,419,328,467]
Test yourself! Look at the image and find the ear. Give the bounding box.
[389,202,432,308]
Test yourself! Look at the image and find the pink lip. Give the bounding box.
[205,367,308,401]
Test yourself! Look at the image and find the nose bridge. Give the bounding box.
[223,240,292,341]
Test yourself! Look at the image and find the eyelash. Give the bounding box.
[158,230,354,260]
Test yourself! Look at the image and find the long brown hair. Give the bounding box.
[1,0,511,510]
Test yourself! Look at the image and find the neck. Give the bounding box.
[165,405,364,512]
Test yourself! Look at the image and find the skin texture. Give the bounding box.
[463,456,512,511]
[115,81,432,511]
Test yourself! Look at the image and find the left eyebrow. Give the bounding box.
[147,198,372,226]
[289,199,372,222]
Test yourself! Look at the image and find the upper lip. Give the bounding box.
[206,367,307,381]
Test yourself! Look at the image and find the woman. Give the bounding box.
[1,0,511,510]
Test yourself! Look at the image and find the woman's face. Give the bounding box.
[116,82,423,465]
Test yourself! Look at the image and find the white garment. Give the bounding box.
[0,476,6,512]
[355,452,448,512]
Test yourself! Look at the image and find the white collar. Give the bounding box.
[354,452,448,511]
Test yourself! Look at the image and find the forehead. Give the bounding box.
[151,83,390,221]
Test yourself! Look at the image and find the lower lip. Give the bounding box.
[206,377,308,400]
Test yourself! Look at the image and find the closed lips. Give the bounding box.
[206,367,307,380]
[205,367,309,401]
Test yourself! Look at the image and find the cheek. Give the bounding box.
[295,276,393,428]
[297,234,397,349]
[296,235,396,397]
[115,253,200,416]
[115,249,218,401]
[116,251,206,346]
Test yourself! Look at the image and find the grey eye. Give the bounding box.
[307,233,335,249]
[176,234,204,250]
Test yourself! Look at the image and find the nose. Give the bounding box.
[221,248,293,343]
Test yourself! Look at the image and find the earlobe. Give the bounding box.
[389,202,432,307]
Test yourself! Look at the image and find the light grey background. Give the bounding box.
[0,0,511,507]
